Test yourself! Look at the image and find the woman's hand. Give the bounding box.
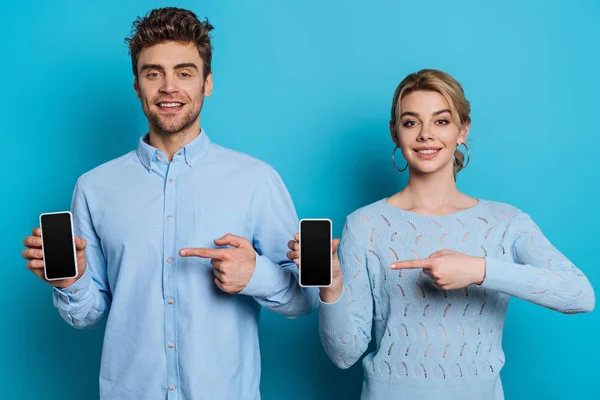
[287,233,344,303]
[389,249,486,290]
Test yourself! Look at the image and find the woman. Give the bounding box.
[287,69,595,399]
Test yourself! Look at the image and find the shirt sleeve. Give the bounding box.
[319,218,373,369]
[52,178,112,328]
[480,210,595,314]
[239,168,319,317]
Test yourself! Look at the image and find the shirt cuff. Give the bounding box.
[54,267,92,301]
[319,286,349,331]
[239,254,285,298]
[479,257,519,292]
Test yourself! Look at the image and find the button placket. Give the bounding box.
[163,158,184,399]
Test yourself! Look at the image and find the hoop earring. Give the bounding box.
[459,142,471,168]
[392,146,408,172]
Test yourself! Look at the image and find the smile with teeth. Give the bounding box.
[416,149,440,154]
[158,102,183,108]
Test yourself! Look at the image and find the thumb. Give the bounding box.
[214,233,250,249]
[75,236,87,250]
[332,238,340,259]
[429,249,453,258]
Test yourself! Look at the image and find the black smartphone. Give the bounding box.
[299,219,332,287]
[39,211,78,281]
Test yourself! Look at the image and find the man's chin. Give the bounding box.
[152,119,196,136]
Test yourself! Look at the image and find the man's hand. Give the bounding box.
[179,233,256,294]
[389,249,486,290]
[22,227,87,289]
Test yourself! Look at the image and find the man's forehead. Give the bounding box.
[138,41,203,65]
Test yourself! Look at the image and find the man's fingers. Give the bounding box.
[287,250,298,260]
[211,258,224,272]
[32,227,41,237]
[389,259,430,269]
[214,233,250,249]
[214,276,225,291]
[287,240,298,251]
[179,248,227,259]
[294,233,299,242]
[22,248,43,261]
[75,237,87,250]
[26,259,44,270]
[23,236,42,248]
[213,268,224,282]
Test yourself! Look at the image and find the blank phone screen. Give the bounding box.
[41,213,77,280]
[300,220,331,286]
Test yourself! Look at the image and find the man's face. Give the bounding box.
[134,41,212,136]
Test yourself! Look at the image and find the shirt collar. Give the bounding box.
[136,129,211,172]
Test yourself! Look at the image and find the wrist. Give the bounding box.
[475,257,486,285]
[320,282,343,303]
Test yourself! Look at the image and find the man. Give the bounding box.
[21,7,318,400]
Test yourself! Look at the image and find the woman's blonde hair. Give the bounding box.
[390,69,471,177]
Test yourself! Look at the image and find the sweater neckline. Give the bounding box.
[378,198,485,219]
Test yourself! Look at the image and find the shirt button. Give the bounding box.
[70,290,78,294]
[167,215,173,221]
[169,179,175,184]
[157,155,163,161]
[169,385,175,391]
[167,298,174,304]
[168,342,175,349]
[167,257,173,263]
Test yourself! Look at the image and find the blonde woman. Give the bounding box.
[287,69,595,399]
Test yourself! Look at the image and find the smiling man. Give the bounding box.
[20,7,318,400]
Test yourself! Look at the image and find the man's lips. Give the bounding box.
[156,101,185,112]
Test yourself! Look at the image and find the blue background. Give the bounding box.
[3,0,599,398]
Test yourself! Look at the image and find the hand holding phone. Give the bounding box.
[22,212,87,288]
[296,219,344,301]
[287,221,343,301]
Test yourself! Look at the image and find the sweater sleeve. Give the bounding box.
[480,210,595,314]
[319,218,374,369]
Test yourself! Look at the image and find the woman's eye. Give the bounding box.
[436,119,449,125]
[402,120,416,127]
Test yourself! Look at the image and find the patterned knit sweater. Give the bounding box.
[319,199,594,400]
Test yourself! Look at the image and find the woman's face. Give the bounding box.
[391,90,469,175]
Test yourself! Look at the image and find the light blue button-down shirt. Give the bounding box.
[52,130,318,400]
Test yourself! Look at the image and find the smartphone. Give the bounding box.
[299,218,332,287]
[39,211,78,281]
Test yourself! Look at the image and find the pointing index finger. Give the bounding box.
[179,248,227,259]
[389,259,431,270]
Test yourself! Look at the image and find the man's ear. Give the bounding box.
[204,72,213,97]
[134,78,140,99]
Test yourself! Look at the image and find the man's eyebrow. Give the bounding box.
[174,63,199,71]
[140,64,165,73]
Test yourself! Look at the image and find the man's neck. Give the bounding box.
[148,122,201,161]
